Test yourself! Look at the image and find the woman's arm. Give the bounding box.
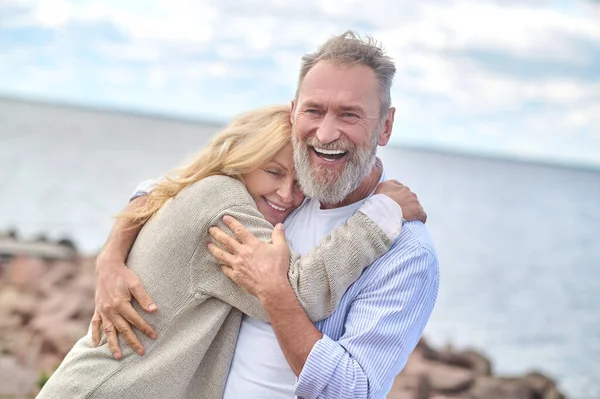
[205,195,402,322]
[93,195,158,359]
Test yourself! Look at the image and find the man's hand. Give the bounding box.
[375,180,427,224]
[93,253,157,359]
[207,215,290,301]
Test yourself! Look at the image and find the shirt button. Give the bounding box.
[194,293,202,300]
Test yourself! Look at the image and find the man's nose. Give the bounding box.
[315,113,341,144]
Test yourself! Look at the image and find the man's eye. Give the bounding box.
[306,109,320,115]
[341,112,359,118]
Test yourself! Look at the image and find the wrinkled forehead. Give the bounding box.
[297,62,381,113]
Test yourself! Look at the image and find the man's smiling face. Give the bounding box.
[291,60,393,204]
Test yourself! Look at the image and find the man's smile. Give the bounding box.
[311,146,348,162]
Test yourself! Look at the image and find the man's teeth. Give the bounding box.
[266,200,286,212]
[314,147,347,156]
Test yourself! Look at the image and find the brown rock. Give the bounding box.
[7,255,47,290]
[0,356,38,396]
[0,238,77,261]
[402,353,475,393]
[521,371,556,393]
[35,290,86,322]
[0,288,37,360]
[440,350,492,377]
[37,352,63,375]
[460,350,492,376]
[387,374,429,399]
[32,315,88,356]
[35,260,79,296]
[414,337,437,359]
[0,287,37,328]
[420,341,492,377]
[469,376,535,399]
[428,364,475,393]
[543,387,566,399]
[0,329,36,360]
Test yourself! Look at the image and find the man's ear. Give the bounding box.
[290,100,296,124]
[378,107,395,146]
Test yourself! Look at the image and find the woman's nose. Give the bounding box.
[277,179,294,204]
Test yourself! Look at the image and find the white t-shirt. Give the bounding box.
[223,181,402,398]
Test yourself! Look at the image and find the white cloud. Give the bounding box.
[0,0,599,168]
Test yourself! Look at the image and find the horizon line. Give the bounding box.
[2,92,599,175]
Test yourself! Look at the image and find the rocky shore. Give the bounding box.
[0,233,566,399]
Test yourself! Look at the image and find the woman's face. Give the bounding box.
[243,144,305,226]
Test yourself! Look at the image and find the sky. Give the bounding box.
[1,0,599,169]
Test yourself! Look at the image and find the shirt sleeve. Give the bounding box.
[293,246,440,399]
[358,194,403,243]
[129,179,160,201]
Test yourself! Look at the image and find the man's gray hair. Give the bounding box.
[295,30,396,117]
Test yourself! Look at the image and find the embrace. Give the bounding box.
[38,31,439,399]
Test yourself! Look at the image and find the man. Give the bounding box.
[93,31,439,398]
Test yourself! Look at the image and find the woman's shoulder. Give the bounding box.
[188,174,247,194]
[176,174,252,208]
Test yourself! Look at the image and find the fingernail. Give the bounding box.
[136,349,144,356]
[150,332,157,339]
[148,304,157,311]
[114,352,122,360]
[223,215,231,222]
[276,224,284,231]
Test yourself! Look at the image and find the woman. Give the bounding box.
[38,105,412,399]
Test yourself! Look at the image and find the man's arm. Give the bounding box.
[91,191,158,359]
[213,226,439,397]
[226,243,438,398]
[257,282,323,376]
[291,245,439,399]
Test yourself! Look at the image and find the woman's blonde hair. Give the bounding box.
[119,105,292,224]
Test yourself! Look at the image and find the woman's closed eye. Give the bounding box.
[265,168,283,177]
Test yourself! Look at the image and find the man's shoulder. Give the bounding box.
[371,221,438,275]
[394,221,436,255]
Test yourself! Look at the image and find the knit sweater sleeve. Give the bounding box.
[187,175,396,323]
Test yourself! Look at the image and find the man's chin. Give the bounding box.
[310,171,341,187]
[309,159,346,178]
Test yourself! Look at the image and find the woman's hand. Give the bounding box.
[207,215,290,302]
[375,180,427,223]
[93,252,157,359]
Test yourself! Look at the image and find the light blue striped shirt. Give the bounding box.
[293,220,439,398]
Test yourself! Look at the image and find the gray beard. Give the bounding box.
[292,129,379,205]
